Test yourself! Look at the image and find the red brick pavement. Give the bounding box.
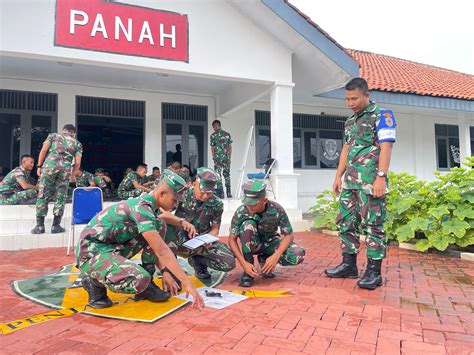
[1,232,473,354]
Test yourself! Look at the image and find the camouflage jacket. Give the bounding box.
[93,176,108,189]
[76,171,95,187]
[179,170,192,184]
[343,101,396,193]
[43,133,83,171]
[175,187,223,234]
[230,200,293,239]
[118,172,144,192]
[0,166,30,194]
[76,193,161,262]
[210,129,232,162]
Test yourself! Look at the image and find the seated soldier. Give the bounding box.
[228,180,305,287]
[0,155,38,205]
[75,170,204,309]
[93,168,113,198]
[144,166,161,188]
[166,161,181,174]
[158,167,235,281]
[179,165,192,184]
[74,167,97,187]
[117,164,151,199]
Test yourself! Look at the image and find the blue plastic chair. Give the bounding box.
[67,187,103,256]
[246,158,276,198]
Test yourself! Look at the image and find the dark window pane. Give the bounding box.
[257,129,271,167]
[437,138,448,169]
[166,123,182,165]
[304,132,318,166]
[0,113,21,172]
[293,129,301,168]
[320,130,342,168]
[435,124,447,137]
[447,125,459,137]
[189,125,204,174]
[448,137,460,168]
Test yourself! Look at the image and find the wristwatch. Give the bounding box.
[377,171,387,178]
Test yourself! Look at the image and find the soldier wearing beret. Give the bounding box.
[228,180,305,287]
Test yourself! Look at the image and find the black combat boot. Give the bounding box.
[135,281,171,302]
[216,187,224,199]
[51,216,66,234]
[82,276,113,309]
[31,216,46,234]
[357,259,383,290]
[258,254,275,279]
[189,256,211,280]
[324,253,358,278]
[239,253,255,287]
[226,186,232,199]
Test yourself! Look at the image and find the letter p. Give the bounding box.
[70,9,89,34]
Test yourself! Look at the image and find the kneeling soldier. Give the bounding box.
[228,180,305,287]
[0,154,38,205]
[158,167,235,281]
[117,164,151,199]
[75,170,204,309]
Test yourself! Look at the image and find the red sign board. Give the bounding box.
[55,0,189,62]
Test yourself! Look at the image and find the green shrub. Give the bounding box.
[311,156,474,251]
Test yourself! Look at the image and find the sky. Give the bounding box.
[288,0,474,75]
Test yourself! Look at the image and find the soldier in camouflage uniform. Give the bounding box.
[179,165,192,184]
[0,155,38,205]
[325,78,396,290]
[159,167,235,281]
[75,170,204,309]
[32,124,83,234]
[228,180,305,287]
[210,119,233,198]
[117,164,151,199]
[74,167,96,187]
[144,167,161,187]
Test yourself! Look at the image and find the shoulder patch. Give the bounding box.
[377,109,397,142]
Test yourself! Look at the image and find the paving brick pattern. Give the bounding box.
[1,232,473,354]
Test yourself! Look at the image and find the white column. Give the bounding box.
[458,112,471,165]
[269,83,298,209]
[57,90,75,131]
[144,98,162,169]
[413,114,425,179]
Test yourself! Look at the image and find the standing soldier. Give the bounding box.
[325,78,396,290]
[158,167,235,280]
[32,124,82,234]
[210,119,233,198]
[75,170,204,309]
[228,180,305,287]
[0,154,38,205]
[117,164,151,199]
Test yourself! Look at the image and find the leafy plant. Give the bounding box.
[311,157,474,252]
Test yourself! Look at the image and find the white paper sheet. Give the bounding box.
[175,286,248,309]
[182,234,219,250]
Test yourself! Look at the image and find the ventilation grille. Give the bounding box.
[256,110,345,130]
[0,90,57,112]
[77,96,145,118]
[162,103,207,122]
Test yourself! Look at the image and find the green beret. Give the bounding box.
[242,180,266,206]
[161,169,188,202]
[196,167,218,193]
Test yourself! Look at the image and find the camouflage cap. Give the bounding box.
[161,169,188,202]
[196,167,218,193]
[242,180,267,206]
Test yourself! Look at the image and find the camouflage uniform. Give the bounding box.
[75,172,188,294]
[162,168,235,272]
[178,170,192,184]
[76,171,95,187]
[0,166,37,205]
[338,102,397,260]
[36,133,83,218]
[230,181,305,266]
[117,172,145,199]
[210,129,232,190]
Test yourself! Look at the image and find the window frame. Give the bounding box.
[434,123,460,171]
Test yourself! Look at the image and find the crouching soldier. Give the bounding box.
[0,154,38,205]
[158,167,235,281]
[75,170,204,310]
[117,164,151,199]
[228,180,305,287]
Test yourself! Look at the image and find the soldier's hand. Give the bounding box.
[373,177,386,198]
[37,167,42,177]
[261,254,279,274]
[243,262,259,277]
[332,178,342,196]
[182,221,197,238]
[162,272,179,296]
[183,280,205,310]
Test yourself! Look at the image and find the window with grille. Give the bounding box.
[435,124,460,170]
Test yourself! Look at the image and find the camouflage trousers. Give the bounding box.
[117,188,142,200]
[160,225,235,272]
[214,159,231,188]
[0,189,37,205]
[76,225,165,294]
[36,167,70,217]
[239,220,305,266]
[336,189,387,259]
